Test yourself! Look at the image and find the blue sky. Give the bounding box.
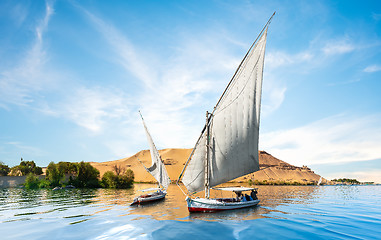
[1,0,380,183]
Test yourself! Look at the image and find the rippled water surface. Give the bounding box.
[1,184,380,239]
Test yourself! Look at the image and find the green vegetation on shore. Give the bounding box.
[0,162,10,176]
[19,161,135,190]
[2,159,135,189]
[331,178,360,184]
[101,169,134,189]
[22,161,101,189]
[1,160,43,177]
[10,159,43,176]
[24,174,43,189]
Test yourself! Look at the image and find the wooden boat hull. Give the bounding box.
[130,191,166,205]
[186,197,259,212]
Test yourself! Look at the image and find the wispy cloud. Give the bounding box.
[261,78,287,117]
[260,114,381,167]
[137,34,239,148]
[59,87,132,133]
[10,3,28,27]
[0,0,54,108]
[310,158,381,183]
[72,6,253,149]
[0,2,136,143]
[36,1,54,43]
[261,35,364,116]
[0,142,45,161]
[363,64,381,73]
[260,49,313,117]
[80,8,155,89]
[326,78,361,86]
[265,51,313,69]
[322,39,355,55]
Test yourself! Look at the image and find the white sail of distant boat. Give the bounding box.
[317,176,322,186]
[140,111,171,189]
[130,111,171,205]
[177,12,275,212]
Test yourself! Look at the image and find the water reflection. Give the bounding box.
[258,185,321,205]
[127,184,323,221]
[1,185,380,240]
[0,184,363,224]
[332,185,361,200]
[0,189,44,211]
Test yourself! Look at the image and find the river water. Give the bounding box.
[0,184,380,239]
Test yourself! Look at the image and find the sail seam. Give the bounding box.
[214,44,264,116]
[178,12,274,195]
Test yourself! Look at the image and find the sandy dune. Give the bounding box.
[90,148,325,185]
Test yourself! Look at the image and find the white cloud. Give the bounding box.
[1,3,242,161]
[1,142,45,160]
[260,114,381,167]
[265,51,313,69]
[262,81,286,117]
[135,33,252,148]
[59,87,132,133]
[322,39,355,55]
[0,1,54,108]
[74,7,250,149]
[81,9,156,89]
[260,35,363,116]
[260,50,312,116]
[10,3,28,27]
[36,1,54,43]
[363,64,381,73]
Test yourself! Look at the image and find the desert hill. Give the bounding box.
[237,151,326,184]
[90,148,325,185]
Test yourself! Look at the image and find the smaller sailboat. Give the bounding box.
[130,111,171,205]
[317,176,323,186]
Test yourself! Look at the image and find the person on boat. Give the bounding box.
[235,191,243,202]
[245,194,252,201]
[250,189,258,200]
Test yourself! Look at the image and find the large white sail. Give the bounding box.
[182,27,269,193]
[140,112,171,190]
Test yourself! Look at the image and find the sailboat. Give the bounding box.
[130,111,171,205]
[177,13,275,212]
[317,176,323,186]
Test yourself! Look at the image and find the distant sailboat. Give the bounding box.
[131,111,171,205]
[177,12,275,212]
[317,176,323,186]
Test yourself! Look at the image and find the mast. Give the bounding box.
[204,111,210,198]
[179,12,275,196]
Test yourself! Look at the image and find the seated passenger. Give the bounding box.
[245,194,251,201]
[236,192,243,201]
